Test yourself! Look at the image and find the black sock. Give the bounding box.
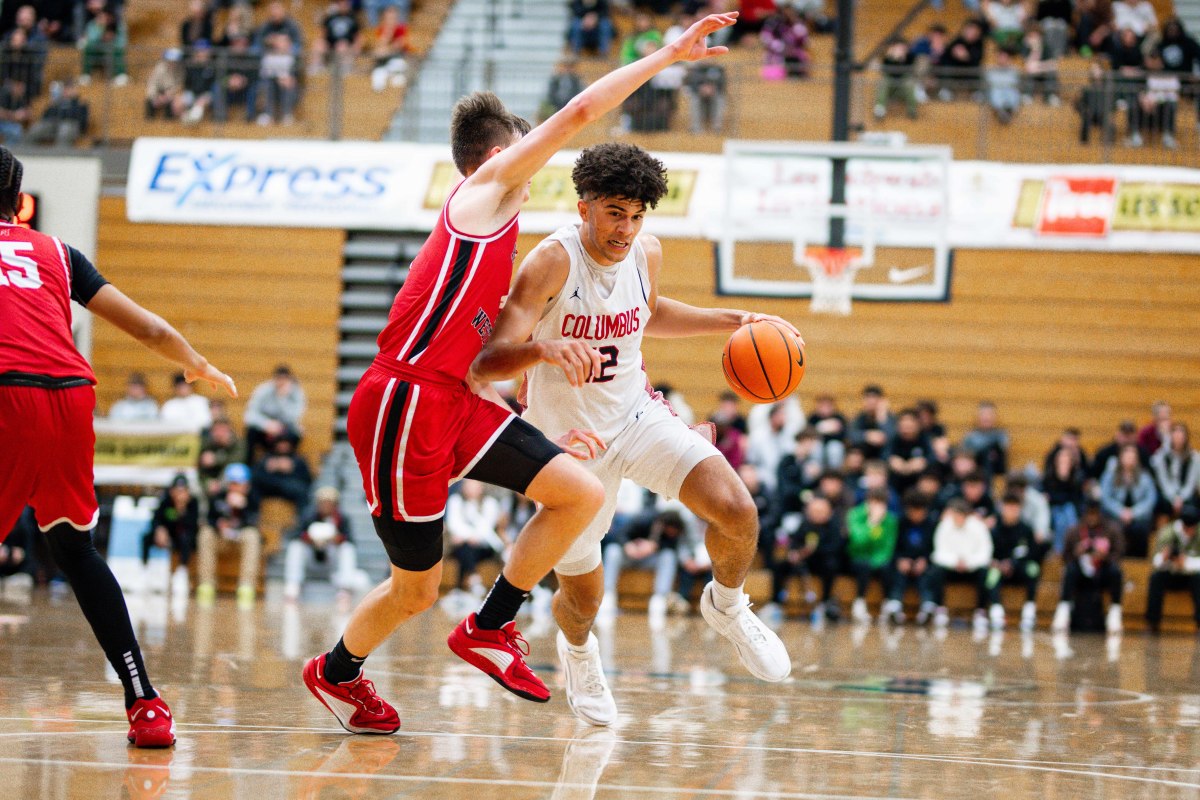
[45,524,157,709]
[475,574,529,631]
[324,637,366,684]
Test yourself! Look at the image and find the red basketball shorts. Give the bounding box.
[0,384,98,537]
[347,362,514,522]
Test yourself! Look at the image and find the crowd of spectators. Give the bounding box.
[871,1,1198,150]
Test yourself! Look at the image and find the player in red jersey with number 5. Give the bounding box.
[302,12,739,733]
[0,148,236,747]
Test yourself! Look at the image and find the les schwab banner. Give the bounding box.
[127,138,1200,253]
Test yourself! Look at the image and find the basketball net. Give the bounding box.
[799,245,866,316]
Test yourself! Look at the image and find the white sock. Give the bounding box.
[567,637,593,655]
[709,580,744,613]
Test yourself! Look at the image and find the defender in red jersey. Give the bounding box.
[304,12,740,728]
[0,148,235,747]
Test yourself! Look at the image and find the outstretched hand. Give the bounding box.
[668,12,738,63]
[187,362,238,398]
[739,312,805,347]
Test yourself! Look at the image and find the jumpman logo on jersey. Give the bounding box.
[569,286,582,301]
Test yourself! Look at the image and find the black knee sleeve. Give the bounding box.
[373,516,444,572]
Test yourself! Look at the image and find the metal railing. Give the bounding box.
[2,43,1195,166]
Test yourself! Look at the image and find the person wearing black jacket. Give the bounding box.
[141,474,199,568]
[988,493,1045,631]
[938,18,985,99]
[882,490,936,624]
[28,80,89,146]
[775,495,844,622]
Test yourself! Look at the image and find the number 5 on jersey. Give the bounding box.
[0,242,41,289]
[589,345,619,384]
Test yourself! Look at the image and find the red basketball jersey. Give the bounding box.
[0,223,95,383]
[376,184,519,381]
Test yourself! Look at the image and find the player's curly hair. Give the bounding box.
[450,92,531,176]
[0,147,23,221]
[572,143,669,209]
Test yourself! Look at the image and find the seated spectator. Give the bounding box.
[626,41,684,132]
[739,463,778,568]
[310,0,362,76]
[911,23,949,103]
[884,489,936,625]
[602,508,685,621]
[213,33,260,121]
[915,470,945,517]
[369,6,409,93]
[773,494,844,622]
[675,519,712,609]
[937,448,979,506]
[1099,443,1157,556]
[0,78,29,144]
[807,393,847,468]
[180,0,214,51]
[1035,0,1074,58]
[776,429,824,517]
[180,41,217,124]
[1113,0,1158,41]
[848,384,894,461]
[197,462,262,606]
[79,4,127,86]
[710,405,746,469]
[1076,57,1116,143]
[363,0,409,29]
[1138,400,1173,458]
[38,0,78,44]
[251,435,313,510]
[684,61,727,134]
[846,488,898,623]
[1043,445,1086,553]
[256,33,300,126]
[108,372,159,421]
[874,37,918,120]
[760,4,810,79]
[255,1,304,55]
[960,471,997,528]
[1157,18,1200,76]
[747,401,803,493]
[988,492,1044,632]
[146,48,185,120]
[540,57,584,122]
[1076,0,1115,56]
[1022,24,1061,106]
[141,475,199,593]
[199,418,244,498]
[1053,499,1124,633]
[159,373,212,430]
[887,409,929,493]
[938,18,985,100]
[1151,422,1200,516]
[962,400,1009,480]
[568,0,614,57]
[1045,425,1092,479]
[621,12,662,65]
[245,364,305,456]
[818,468,854,521]
[715,390,748,433]
[926,498,993,630]
[283,486,360,601]
[28,80,89,146]
[985,0,1026,49]
[6,9,46,96]
[1131,54,1181,148]
[1110,26,1147,142]
[1006,472,1051,550]
[856,459,899,513]
[1146,505,1200,633]
[597,479,651,618]
[445,480,506,595]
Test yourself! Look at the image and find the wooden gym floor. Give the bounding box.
[0,588,1198,799]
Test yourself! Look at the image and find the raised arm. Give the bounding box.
[450,13,737,229]
[469,239,601,387]
[87,284,237,398]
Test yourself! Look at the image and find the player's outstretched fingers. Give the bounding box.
[556,428,606,460]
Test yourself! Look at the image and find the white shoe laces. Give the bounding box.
[733,601,769,646]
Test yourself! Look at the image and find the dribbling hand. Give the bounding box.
[187,362,238,398]
[555,428,607,460]
[668,12,738,63]
[739,312,805,346]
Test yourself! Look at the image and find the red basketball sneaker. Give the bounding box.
[447,614,550,703]
[127,696,176,748]
[302,654,401,734]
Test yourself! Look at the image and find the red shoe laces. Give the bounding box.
[503,628,531,656]
[349,678,384,714]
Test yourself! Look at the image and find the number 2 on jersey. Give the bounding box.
[0,242,41,289]
[589,345,619,384]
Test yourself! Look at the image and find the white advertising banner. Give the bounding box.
[126,137,1200,253]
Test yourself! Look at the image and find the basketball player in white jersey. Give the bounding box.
[470,143,801,726]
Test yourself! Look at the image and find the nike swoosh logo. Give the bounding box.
[888,265,931,284]
[471,647,515,672]
[129,709,141,722]
[465,619,474,635]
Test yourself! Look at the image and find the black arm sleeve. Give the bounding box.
[67,245,108,307]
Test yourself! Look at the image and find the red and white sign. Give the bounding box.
[1035,177,1118,237]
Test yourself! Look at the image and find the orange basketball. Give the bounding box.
[721,320,806,404]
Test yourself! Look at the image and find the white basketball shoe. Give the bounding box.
[700,582,792,682]
[557,631,617,727]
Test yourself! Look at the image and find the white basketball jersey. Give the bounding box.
[523,224,653,444]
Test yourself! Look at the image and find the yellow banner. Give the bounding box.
[423,162,698,216]
[94,430,201,468]
[1013,179,1200,233]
